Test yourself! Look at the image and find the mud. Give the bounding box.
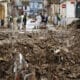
[0,25,80,80]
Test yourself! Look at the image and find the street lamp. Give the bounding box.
[59,0,60,14]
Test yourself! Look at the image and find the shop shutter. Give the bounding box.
[76,2,80,18]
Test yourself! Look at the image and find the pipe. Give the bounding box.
[24,73,33,80]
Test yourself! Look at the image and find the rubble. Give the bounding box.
[0,24,80,80]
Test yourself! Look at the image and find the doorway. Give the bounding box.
[0,4,5,20]
[76,2,80,18]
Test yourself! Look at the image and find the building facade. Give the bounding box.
[59,0,80,24]
[0,0,7,19]
[29,0,43,14]
[0,0,8,27]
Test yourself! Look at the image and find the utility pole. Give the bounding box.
[43,0,44,14]
[59,0,60,14]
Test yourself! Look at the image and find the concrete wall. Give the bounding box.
[60,1,75,18]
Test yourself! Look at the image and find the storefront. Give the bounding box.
[0,1,7,27]
[76,0,80,18]
[0,4,5,20]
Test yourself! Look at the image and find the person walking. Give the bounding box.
[35,13,42,28]
[20,15,24,31]
[53,13,58,26]
[57,13,61,26]
[9,16,13,29]
[17,17,21,30]
[40,13,45,23]
[0,20,1,27]
[61,16,66,27]
[13,17,18,31]
[23,15,27,29]
[44,13,48,25]
[26,15,35,31]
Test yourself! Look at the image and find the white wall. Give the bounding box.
[60,1,75,18]
[60,1,77,24]
[66,1,75,18]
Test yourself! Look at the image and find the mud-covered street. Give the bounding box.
[0,23,80,80]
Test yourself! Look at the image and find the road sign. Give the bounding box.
[62,4,66,8]
[70,0,75,4]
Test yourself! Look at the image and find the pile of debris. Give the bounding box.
[0,25,80,80]
[67,19,80,29]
